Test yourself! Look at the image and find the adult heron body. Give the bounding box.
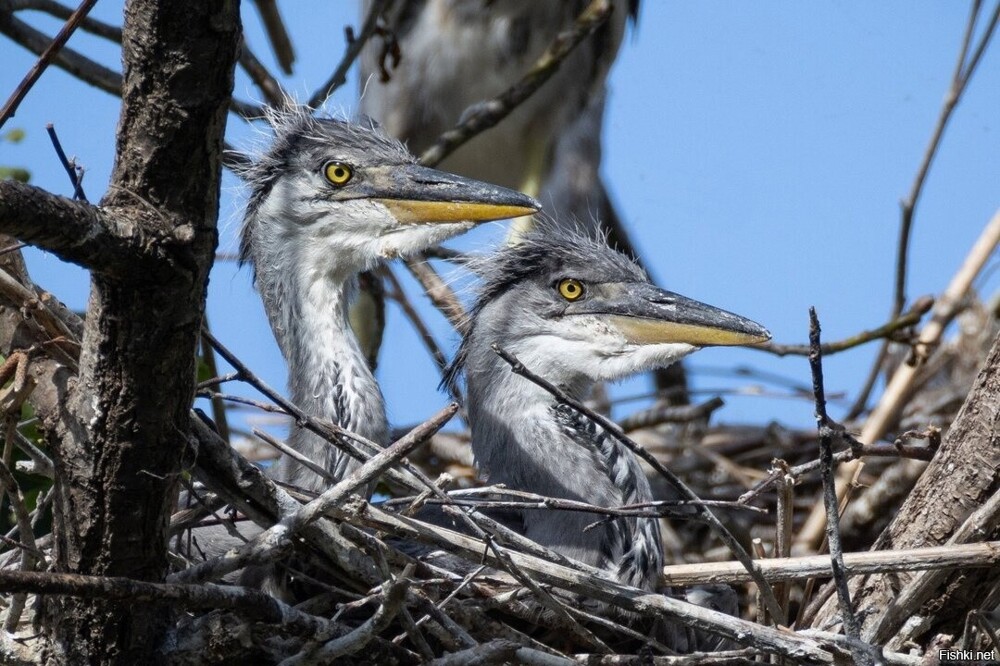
[359,0,636,196]
[445,229,770,589]
[238,107,537,492]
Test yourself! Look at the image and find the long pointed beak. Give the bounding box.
[582,283,771,347]
[368,164,539,223]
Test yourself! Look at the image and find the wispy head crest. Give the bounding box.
[442,220,648,393]
[236,103,412,269]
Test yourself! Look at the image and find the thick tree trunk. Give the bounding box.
[0,1,239,663]
[810,330,1000,646]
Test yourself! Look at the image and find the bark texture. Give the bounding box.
[811,330,1000,644]
[0,1,240,663]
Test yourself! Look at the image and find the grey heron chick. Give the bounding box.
[357,2,665,384]
[238,108,538,492]
[444,229,769,589]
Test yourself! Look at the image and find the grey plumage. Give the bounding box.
[360,0,635,192]
[357,0,655,372]
[238,106,537,492]
[445,226,769,590]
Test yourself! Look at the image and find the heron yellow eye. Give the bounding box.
[557,278,584,301]
[323,162,353,186]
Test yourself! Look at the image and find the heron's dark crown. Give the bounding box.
[236,105,414,266]
[443,223,647,392]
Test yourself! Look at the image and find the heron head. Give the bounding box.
[239,108,538,278]
[447,226,770,390]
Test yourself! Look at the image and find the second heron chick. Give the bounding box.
[238,107,538,493]
[444,229,770,590]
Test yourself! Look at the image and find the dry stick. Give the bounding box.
[199,321,231,445]
[382,266,459,402]
[307,0,393,109]
[0,268,79,368]
[238,44,287,109]
[773,464,794,627]
[738,441,933,505]
[566,652,761,666]
[0,242,27,258]
[489,343,787,626]
[484,537,612,654]
[12,430,53,478]
[402,258,469,332]
[760,297,932,358]
[9,0,122,42]
[170,403,454,584]
[0,0,98,127]
[865,486,1000,645]
[252,0,294,75]
[190,417,391,593]
[387,493,762,522]
[0,7,121,98]
[894,0,998,320]
[335,498,834,663]
[798,208,1000,550]
[280,566,412,666]
[440,504,586,573]
[663,541,1000,587]
[202,330,465,505]
[561,602,674,656]
[619,396,724,432]
[252,428,336,485]
[45,123,87,201]
[850,0,1000,419]
[202,329,388,468]
[0,458,39,631]
[398,572,484,647]
[751,538,768,628]
[807,308,869,665]
[0,569,350,636]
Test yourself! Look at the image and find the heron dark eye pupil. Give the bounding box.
[557,278,584,301]
[324,162,353,185]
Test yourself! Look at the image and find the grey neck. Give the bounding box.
[250,223,388,492]
[465,349,663,590]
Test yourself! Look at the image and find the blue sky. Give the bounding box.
[3,2,998,440]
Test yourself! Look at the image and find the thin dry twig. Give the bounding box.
[807,308,869,663]
[237,42,286,109]
[281,565,412,665]
[658,541,1000,587]
[171,404,454,584]
[418,0,612,167]
[307,0,393,109]
[760,297,932,358]
[382,266,458,401]
[851,0,1000,417]
[45,123,87,201]
[402,258,469,332]
[0,569,350,636]
[9,0,122,42]
[619,396,724,432]
[0,0,99,127]
[799,208,1000,549]
[251,0,294,75]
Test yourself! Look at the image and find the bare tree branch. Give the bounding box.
[0,179,167,275]
[307,0,394,109]
[0,0,98,127]
[0,2,122,98]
